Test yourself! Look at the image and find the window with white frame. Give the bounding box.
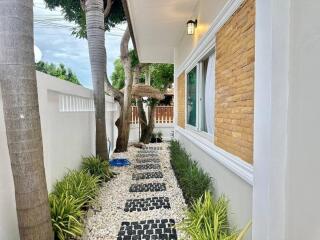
[186,51,216,136]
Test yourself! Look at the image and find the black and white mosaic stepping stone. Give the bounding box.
[117,219,177,240]
[136,158,160,164]
[129,183,166,192]
[145,146,163,151]
[124,197,171,212]
[134,164,161,170]
[136,153,159,158]
[132,171,164,180]
[138,150,158,154]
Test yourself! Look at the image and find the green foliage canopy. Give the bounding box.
[36,61,81,85]
[111,49,140,90]
[150,63,174,91]
[110,50,174,92]
[111,58,125,89]
[43,0,125,38]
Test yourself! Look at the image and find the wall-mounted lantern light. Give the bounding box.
[187,19,197,35]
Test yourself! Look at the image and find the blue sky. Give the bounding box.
[33,0,127,88]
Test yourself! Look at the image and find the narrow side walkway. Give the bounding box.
[83,142,188,240]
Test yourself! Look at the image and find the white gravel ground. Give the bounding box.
[82,142,189,240]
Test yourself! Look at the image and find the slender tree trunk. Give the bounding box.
[138,102,157,144]
[115,26,132,152]
[85,0,109,160]
[0,0,53,239]
[137,98,148,142]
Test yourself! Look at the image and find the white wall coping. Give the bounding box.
[36,71,93,98]
[175,126,253,186]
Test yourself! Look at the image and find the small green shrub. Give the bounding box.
[170,140,211,205]
[181,191,250,240]
[49,193,84,240]
[52,170,99,208]
[81,155,114,182]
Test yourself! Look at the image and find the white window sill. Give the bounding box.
[174,125,253,186]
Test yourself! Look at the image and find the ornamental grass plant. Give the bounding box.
[81,155,114,182]
[180,191,251,240]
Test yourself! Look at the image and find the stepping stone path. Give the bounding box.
[144,146,163,150]
[136,158,160,164]
[134,164,161,170]
[129,183,166,192]
[124,197,170,212]
[121,147,177,239]
[132,171,163,180]
[117,219,176,240]
[136,153,159,158]
[83,143,188,240]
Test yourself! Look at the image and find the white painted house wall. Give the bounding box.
[0,72,119,240]
[286,1,320,239]
[252,0,320,239]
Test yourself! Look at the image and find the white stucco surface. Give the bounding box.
[0,72,119,239]
[286,0,320,239]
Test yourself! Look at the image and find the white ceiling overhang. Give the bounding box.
[126,0,198,63]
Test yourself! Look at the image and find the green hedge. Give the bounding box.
[169,140,212,205]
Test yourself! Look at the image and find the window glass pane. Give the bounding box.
[187,67,197,126]
[201,59,208,132]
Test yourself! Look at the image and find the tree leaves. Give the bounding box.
[44,0,125,38]
[36,61,81,85]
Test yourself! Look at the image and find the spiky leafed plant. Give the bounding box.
[81,155,114,182]
[52,170,100,208]
[49,193,84,240]
[181,191,251,240]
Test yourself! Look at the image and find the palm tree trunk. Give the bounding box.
[85,0,109,160]
[115,26,132,152]
[0,0,53,239]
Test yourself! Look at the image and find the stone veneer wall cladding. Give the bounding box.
[215,0,255,164]
[177,72,186,128]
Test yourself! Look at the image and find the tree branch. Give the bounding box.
[105,76,124,102]
[104,0,113,18]
[120,26,130,61]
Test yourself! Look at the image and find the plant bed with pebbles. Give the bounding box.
[82,143,189,240]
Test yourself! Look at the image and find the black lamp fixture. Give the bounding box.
[187,19,197,35]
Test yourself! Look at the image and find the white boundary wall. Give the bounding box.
[0,72,119,239]
[129,123,174,143]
